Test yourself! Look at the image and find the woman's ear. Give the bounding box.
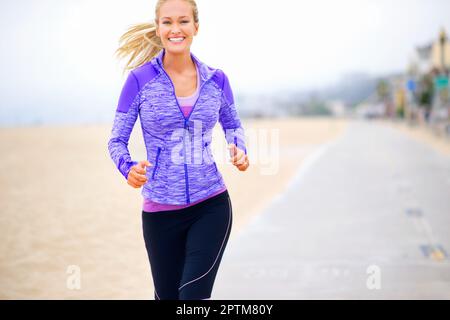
[194,23,199,36]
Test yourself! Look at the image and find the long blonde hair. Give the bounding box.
[114,0,199,75]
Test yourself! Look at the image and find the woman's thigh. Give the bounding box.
[178,191,233,300]
[141,210,190,300]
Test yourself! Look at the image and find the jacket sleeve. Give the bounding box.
[107,71,140,180]
[218,70,247,155]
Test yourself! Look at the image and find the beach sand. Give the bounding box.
[0,117,348,299]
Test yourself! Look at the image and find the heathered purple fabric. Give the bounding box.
[107,48,247,205]
[143,187,227,212]
[142,64,229,212]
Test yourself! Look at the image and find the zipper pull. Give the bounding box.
[185,119,193,142]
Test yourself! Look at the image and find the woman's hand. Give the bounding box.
[228,144,249,171]
[127,160,152,188]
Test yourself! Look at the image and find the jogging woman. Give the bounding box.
[108,0,249,300]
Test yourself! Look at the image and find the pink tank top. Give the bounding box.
[143,64,227,212]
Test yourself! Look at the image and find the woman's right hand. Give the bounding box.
[127,160,152,188]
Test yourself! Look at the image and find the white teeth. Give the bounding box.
[169,37,184,42]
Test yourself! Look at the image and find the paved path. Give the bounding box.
[214,120,450,299]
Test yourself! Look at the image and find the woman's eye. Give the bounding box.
[161,20,188,25]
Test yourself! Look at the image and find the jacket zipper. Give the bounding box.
[151,147,162,179]
[157,61,214,204]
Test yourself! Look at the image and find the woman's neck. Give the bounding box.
[163,50,195,74]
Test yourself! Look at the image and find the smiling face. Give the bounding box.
[155,0,199,55]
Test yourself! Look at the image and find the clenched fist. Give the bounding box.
[228,143,249,171]
[127,160,152,188]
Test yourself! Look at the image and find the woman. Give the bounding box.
[108,0,249,300]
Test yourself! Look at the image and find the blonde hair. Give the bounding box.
[114,0,199,75]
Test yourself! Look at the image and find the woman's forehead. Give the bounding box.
[159,0,193,17]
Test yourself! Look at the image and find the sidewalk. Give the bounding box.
[214,119,450,299]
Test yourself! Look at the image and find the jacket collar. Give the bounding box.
[152,48,216,85]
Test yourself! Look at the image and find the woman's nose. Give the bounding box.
[170,25,181,34]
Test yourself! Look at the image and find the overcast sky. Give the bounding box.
[1,0,450,124]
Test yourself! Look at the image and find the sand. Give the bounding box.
[0,117,348,299]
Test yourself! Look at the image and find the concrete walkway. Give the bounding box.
[214,119,450,299]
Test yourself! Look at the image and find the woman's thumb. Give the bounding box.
[228,143,237,156]
[139,160,151,169]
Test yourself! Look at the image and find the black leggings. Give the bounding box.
[141,189,232,300]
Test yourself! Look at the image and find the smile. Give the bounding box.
[169,37,185,43]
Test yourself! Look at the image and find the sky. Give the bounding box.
[1,0,450,125]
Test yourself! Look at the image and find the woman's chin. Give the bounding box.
[165,43,191,54]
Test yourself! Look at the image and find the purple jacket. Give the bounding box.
[108,49,247,205]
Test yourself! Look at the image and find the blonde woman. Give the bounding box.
[108,0,249,300]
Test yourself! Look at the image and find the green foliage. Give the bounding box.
[376,79,389,101]
[418,73,434,107]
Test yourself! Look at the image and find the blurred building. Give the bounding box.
[406,28,450,131]
[409,29,450,73]
[329,100,347,117]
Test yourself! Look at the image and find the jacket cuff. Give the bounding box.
[119,159,138,180]
[225,127,247,155]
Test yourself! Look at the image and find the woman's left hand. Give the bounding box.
[228,144,249,171]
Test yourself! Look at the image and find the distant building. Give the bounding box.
[329,100,347,117]
[409,28,450,74]
[406,28,450,126]
[410,43,433,75]
[431,29,450,72]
